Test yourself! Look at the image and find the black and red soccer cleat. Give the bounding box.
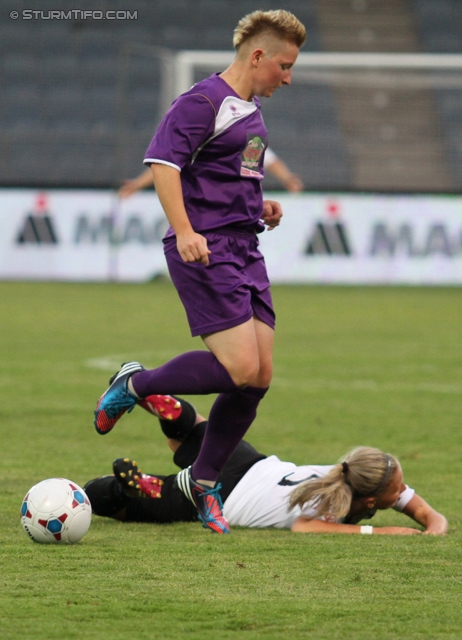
[113,458,163,499]
[137,394,183,420]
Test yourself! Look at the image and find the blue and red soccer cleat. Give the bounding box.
[175,467,229,534]
[94,361,144,434]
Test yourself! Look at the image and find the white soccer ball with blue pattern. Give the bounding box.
[21,478,92,544]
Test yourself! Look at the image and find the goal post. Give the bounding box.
[172,51,462,97]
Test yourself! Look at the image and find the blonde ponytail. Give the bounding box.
[288,447,399,521]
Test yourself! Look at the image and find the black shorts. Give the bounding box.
[85,422,266,524]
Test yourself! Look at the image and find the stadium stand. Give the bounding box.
[412,0,462,188]
[413,0,462,190]
[316,0,420,53]
[0,0,461,191]
[412,0,462,53]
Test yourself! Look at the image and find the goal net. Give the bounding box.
[168,51,462,193]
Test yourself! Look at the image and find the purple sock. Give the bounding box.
[130,351,237,397]
[192,385,268,483]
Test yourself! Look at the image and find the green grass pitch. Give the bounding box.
[0,281,460,639]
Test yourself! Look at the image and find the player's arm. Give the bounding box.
[291,517,421,535]
[150,163,211,265]
[118,168,153,199]
[266,157,304,192]
[401,493,448,535]
[146,94,215,264]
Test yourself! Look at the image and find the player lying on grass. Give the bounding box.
[85,395,448,535]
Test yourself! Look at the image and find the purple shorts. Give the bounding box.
[164,229,275,337]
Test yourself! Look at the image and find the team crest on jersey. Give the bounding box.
[241,135,267,179]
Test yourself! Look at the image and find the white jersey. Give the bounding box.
[223,455,415,529]
[263,147,277,167]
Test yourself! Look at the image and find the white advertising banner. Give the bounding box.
[0,189,169,282]
[1,189,461,284]
[259,192,462,284]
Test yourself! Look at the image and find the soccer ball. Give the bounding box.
[21,478,92,544]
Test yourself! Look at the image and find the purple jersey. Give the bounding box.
[144,73,268,235]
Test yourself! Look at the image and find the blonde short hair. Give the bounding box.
[233,10,306,51]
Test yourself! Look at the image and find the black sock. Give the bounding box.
[84,476,128,518]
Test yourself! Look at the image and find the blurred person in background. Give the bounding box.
[118,147,304,199]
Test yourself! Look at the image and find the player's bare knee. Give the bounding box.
[233,364,273,388]
[226,360,261,387]
[256,368,272,388]
[250,358,272,388]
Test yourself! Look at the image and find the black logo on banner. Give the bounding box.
[16,194,58,244]
[305,201,351,256]
[305,221,351,255]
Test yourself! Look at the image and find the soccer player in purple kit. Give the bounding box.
[94,10,307,534]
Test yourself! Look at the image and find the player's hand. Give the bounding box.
[261,200,283,230]
[176,231,211,265]
[285,175,304,193]
[118,180,139,199]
